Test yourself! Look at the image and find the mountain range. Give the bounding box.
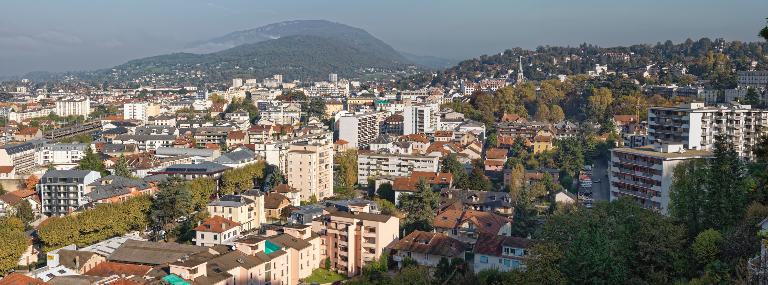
[29,20,454,85]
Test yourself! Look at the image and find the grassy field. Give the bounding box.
[303,268,347,284]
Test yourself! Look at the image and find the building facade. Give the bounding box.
[39,170,102,216]
[285,143,334,201]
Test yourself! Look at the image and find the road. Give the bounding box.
[591,157,611,201]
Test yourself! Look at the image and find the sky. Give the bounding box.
[1,0,767,77]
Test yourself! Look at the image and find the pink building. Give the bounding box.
[312,211,400,277]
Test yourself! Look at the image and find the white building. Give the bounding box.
[285,142,334,201]
[609,143,712,214]
[403,103,440,135]
[55,97,90,118]
[337,112,384,149]
[738,70,768,89]
[232,78,244,88]
[38,143,88,169]
[647,102,768,159]
[357,152,439,185]
[124,103,149,122]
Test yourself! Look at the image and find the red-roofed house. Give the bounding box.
[473,234,532,273]
[0,189,41,217]
[15,127,42,142]
[433,209,512,244]
[392,171,454,205]
[194,216,241,247]
[0,273,50,285]
[226,130,248,147]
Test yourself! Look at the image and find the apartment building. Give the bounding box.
[609,143,712,214]
[168,246,291,285]
[285,143,334,201]
[738,70,768,89]
[357,152,440,185]
[38,170,102,216]
[337,112,384,149]
[647,102,768,159]
[123,103,150,122]
[194,127,233,147]
[55,97,90,118]
[38,143,87,169]
[0,140,44,175]
[403,103,440,135]
[312,211,399,277]
[112,134,176,151]
[207,194,265,232]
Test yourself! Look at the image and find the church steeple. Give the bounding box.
[516,56,526,85]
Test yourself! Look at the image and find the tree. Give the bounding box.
[113,154,133,178]
[506,163,526,201]
[0,217,27,275]
[467,159,492,191]
[24,174,39,191]
[669,159,708,237]
[78,146,108,176]
[305,97,327,119]
[150,179,194,240]
[744,87,761,107]
[442,154,469,188]
[336,149,358,187]
[377,183,395,203]
[534,103,550,122]
[587,87,614,122]
[549,105,565,123]
[15,200,35,229]
[761,18,768,41]
[692,229,724,266]
[0,184,4,195]
[399,180,439,235]
[188,177,217,211]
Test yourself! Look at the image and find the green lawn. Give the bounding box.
[303,268,346,284]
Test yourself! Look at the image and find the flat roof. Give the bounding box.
[612,147,712,159]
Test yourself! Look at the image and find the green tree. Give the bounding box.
[692,229,724,266]
[442,154,469,188]
[113,154,133,178]
[534,102,550,122]
[399,180,439,235]
[744,87,761,107]
[150,179,194,240]
[377,183,395,203]
[77,146,108,176]
[549,105,565,123]
[336,149,358,188]
[14,200,35,229]
[188,177,217,211]
[467,159,492,191]
[304,97,327,119]
[0,217,27,274]
[587,87,614,122]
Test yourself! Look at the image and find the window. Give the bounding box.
[479,256,488,263]
[214,234,218,240]
[503,259,511,267]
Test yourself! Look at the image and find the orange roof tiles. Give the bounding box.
[84,261,152,277]
[486,148,508,160]
[433,209,510,235]
[0,273,50,285]
[194,216,240,233]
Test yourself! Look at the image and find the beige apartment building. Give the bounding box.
[194,216,242,247]
[207,194,265,232]
[312,211,400,277]
[285,142,334,201]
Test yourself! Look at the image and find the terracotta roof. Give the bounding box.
[104,115,124,121]
[334,139,349,145]
[484,160,505,167]
[108,279,144,285]
[533,134,553,143]
[434,131,453,138]
[384,114,404,123]
[0,273,50,285]
[17,127,39,136]
[84,261,152,277]
[501,113,527,123]
[227,130,246,140]
[613,115,638,125]
[433,209,510,235]
[473,234,532,257]
[399,133,429,144]
[486,148,508,160]
[264,193,290,209]
[272,184,300,193]
[0,166,14,174]
[393,172,453,192]
[194,216,240,233]
[387,230,467,257]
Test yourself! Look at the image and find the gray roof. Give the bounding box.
[108,239,208,265]
[214,149,256,164]
[156,147,215,157]
[43,143,87,151]
[156,162,230,174]
[0,139,46,154]
[114,134,177,141]
[41,170,97,180]
[208,195,255,208]
[102,144,136,153]
[87,176,151,201]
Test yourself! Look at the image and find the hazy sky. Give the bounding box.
[1,0,767,77]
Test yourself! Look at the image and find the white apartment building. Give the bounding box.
[0,140,44,176]
[738,70,768,89]
[8,107,55,122]
[38,143,87,169]
[609,143,712,214]
[285,142,334,201]
[55,97,90,118]
[357,152,440,185]
[337,112,384,149]
[647,102,768,159]
[124,103,150,122]
[403,103,440,135]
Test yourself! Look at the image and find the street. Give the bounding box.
[591,157,611,201]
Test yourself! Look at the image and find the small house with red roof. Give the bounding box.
[194,216,241,247]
